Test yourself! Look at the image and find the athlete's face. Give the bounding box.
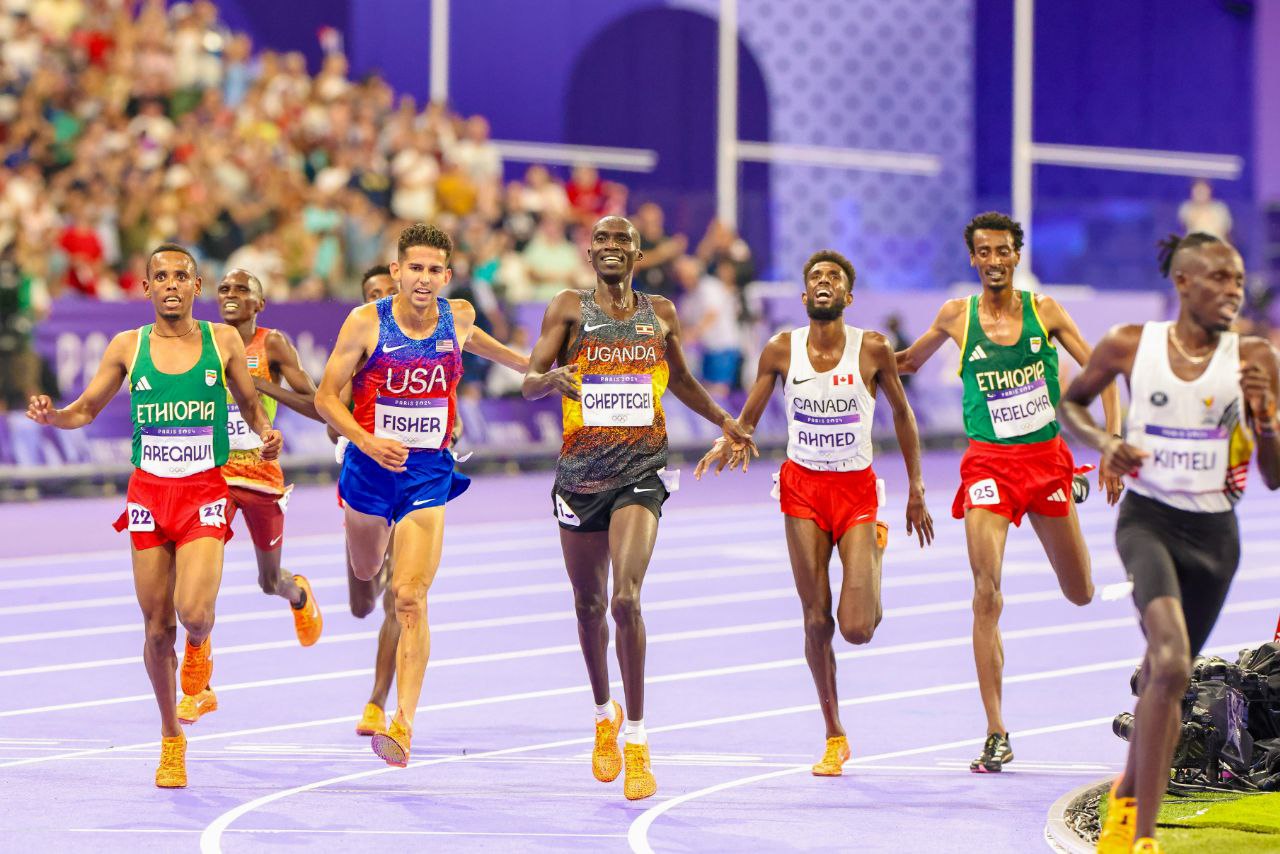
[969,229,1019,290]
[1177,243,1245,333]
[391,245,451,310]
[217,271,263,325]
[802,261,851,322]
[362,274,398,303]
[143,251,201,321]
[589,217,642,282]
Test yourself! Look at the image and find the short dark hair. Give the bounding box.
[361,264,392,286]
[397,223,453,262]
[803,250,856,288]
[964,212,1024,253]
[147,242,197,277]
[1156,232,1224,279]
[360,264,392,298]
[222,267,262,298]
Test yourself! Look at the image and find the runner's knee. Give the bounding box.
[803,610,835,644]
[143,619,176,650]
[838,615,875,645]
[393,580,427,620]
[972,583,1002,621]
[574,590,608,623]
[1145,639,1191,699]
[610,590,641,624]
[176,605,214,640]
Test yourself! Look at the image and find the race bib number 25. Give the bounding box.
[200,498,228,528]
[968,478,1000,507]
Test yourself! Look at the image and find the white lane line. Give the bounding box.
[0,536,1110,645]
[0,598,1143,765]
[0,502,783,571]
[200,637,1247,854]
[625,715,1119,854]
[67,828,629,838]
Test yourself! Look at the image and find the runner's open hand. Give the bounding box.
[259,428,283,461]
[695,437,740,479]
[1101,471,1124,506]
[359,433,409,472]
[26,394,55,425]
[719,418,759,469]
[905,487,934,547]
[1101,435,1148,480]
[544,364,580,401]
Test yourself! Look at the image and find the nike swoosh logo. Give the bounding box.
[633,487,657,493]
[583,322,610,332]
[269,535,282,546]
[413,498,438,506]
[382,343,410,353]
[792,377,815,384]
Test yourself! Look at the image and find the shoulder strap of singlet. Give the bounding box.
[1024,290,1052,343]
[203,321,226,388]
[129,325,149,380]
[957,296,977,377]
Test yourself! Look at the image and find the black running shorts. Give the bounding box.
[552,472,669,533]
[1114,491,1240,656]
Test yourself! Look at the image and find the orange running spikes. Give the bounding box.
[180,636,212,697]
[291,574,323,647]
[356,703,386,737]
[592,700,624,783]
[811,735,852,777]
[874,521,889,550]
[623,742,657,800]
[155,733,187,788]
[176,688,218,725]
[371,714,412,767]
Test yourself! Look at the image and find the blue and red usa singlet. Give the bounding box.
[352,296,462,451]
[338,296,470,523]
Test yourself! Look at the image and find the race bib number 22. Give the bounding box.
[200,498,228,528]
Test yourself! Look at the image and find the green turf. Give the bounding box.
[1097,788,1280,853]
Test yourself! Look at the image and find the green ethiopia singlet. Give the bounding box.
[959,290,1060,445]
[129,321,230,477]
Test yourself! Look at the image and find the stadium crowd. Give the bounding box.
[0,0,758,409]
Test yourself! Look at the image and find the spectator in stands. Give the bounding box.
[566,163,608,224]
[675,255,743,396]
[449,115,502,186]
[1178,179,1232,239]
[633,201,687,299]
[696,217,755,287]
[522,213,584,302]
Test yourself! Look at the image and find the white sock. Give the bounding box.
[624,718,647,745]
[594,700,616,724]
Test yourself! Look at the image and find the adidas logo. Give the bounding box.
[134,376,153,392]
[1046,488,1068,503]
[968,345,988,362]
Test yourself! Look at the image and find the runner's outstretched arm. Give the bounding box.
[1059,324,1148,481]
[26,330,131,428]
[1039,295,1125,502]
[217,324,282,460]
[315,305,408,472]
[895,299,965,375]
[694,333,786,478]
[522,290,582,401]
[650,296,757,452]
[462,324,530,373]
[256,329,321,422]
[869,331,933,546]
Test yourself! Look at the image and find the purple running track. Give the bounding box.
[1,449,1278,853]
